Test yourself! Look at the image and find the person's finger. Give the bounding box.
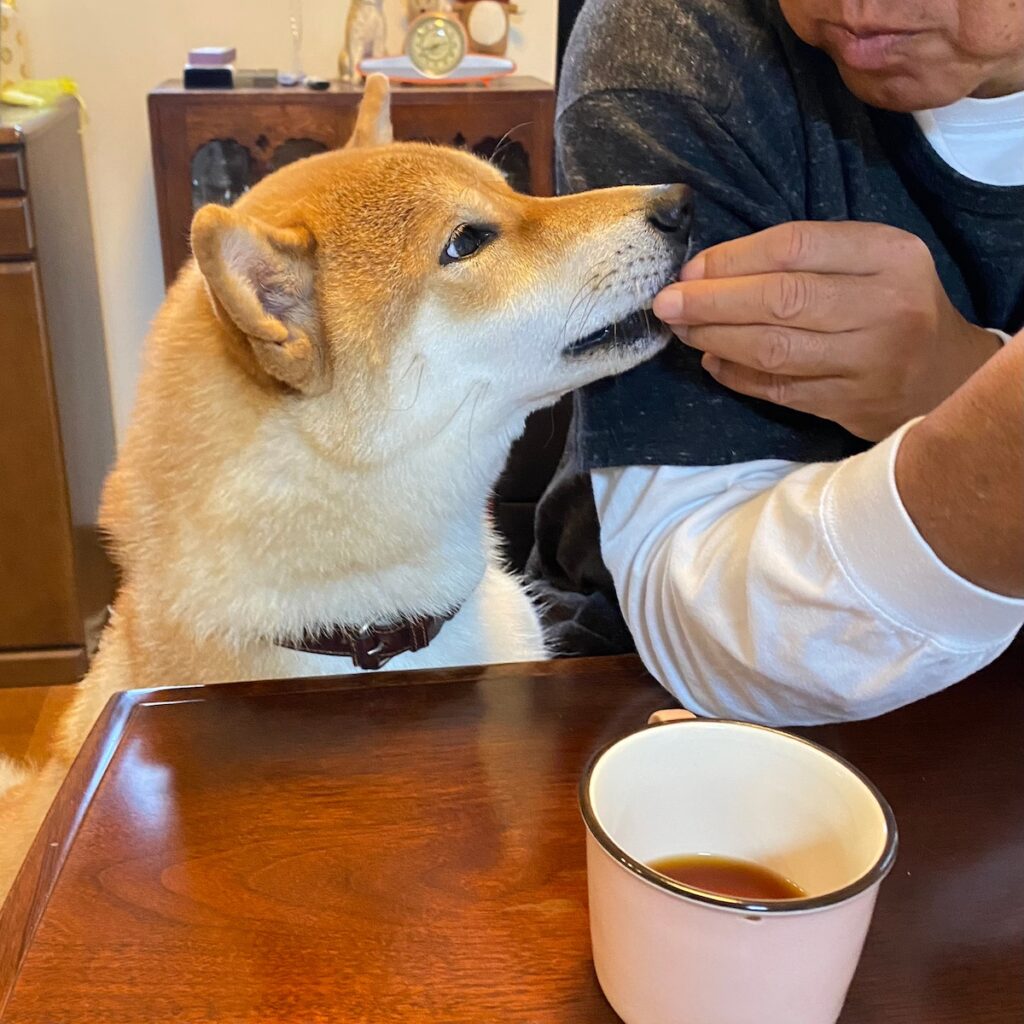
[702,354,844,414]
[681,221,916,281]
[655,272,865,330]
[685,324,860,377]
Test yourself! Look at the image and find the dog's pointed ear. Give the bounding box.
[346,73,393,149]
[191,204,328,394]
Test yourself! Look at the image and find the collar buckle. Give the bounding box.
[278,609,456,670]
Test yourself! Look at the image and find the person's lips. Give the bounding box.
[822,24,921,71]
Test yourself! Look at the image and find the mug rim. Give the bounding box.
[578,717,899,916]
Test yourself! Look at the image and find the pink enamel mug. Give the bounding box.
[579,711,898,1024]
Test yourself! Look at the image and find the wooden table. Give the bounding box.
[1,651,1021,1022]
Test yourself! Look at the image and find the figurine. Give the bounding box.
[339,0,387,83]
[405,0,453,22]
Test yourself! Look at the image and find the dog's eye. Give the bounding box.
[440,224,495,266]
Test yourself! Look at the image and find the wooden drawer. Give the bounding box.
[0,262,81,650]
[0,148,27,194]
[0,197,34,257]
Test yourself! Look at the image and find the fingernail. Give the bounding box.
[681,253,706,281]
[702,353,720,374]
[653,288,684,321]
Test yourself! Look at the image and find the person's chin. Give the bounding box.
[834,66,968,113]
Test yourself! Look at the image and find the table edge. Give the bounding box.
[0,690,141,1013]
[127,653,645,705]
[148,75,555,101]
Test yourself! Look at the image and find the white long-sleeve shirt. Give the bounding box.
[592,93,1024,725]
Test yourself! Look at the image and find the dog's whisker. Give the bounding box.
[561,266,619,343]
[561,264,607,330]
[488,121,532,169]
[632,279,655,338]
[465,380,490,458]
[562,262,616,331]
[560,284,593,342]
[386,354,427,413]
[574,283,608,340]
[427,379,488,443]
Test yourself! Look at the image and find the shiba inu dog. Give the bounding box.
[0,76,689,900]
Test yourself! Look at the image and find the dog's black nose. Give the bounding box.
[646,184,692,235]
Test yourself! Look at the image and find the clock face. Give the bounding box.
[406,15,467,78]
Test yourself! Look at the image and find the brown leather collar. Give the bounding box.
[278,610,457,670]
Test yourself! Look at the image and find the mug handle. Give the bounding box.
[647,708,698,726]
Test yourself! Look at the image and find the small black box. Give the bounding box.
[184,65,234,89]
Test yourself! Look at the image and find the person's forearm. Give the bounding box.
[896,334,1024,597]
[593,424,1024,725]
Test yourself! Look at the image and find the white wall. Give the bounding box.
[20,0,557,439]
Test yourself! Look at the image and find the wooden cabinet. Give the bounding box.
[148,77,555,285]
[148,78,567,571]
[0,100,116,685]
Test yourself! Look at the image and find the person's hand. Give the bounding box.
[652,221,1002,440]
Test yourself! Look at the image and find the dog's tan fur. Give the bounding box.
[0,77,686,904]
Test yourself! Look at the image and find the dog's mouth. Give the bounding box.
[562,307,668,359]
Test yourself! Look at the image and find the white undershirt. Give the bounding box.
[592,93,1024,725]
[913,90,1024,186]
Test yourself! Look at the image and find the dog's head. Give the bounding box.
[190,76,689,460]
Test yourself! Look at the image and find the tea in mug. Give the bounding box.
[648,854,805,900]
